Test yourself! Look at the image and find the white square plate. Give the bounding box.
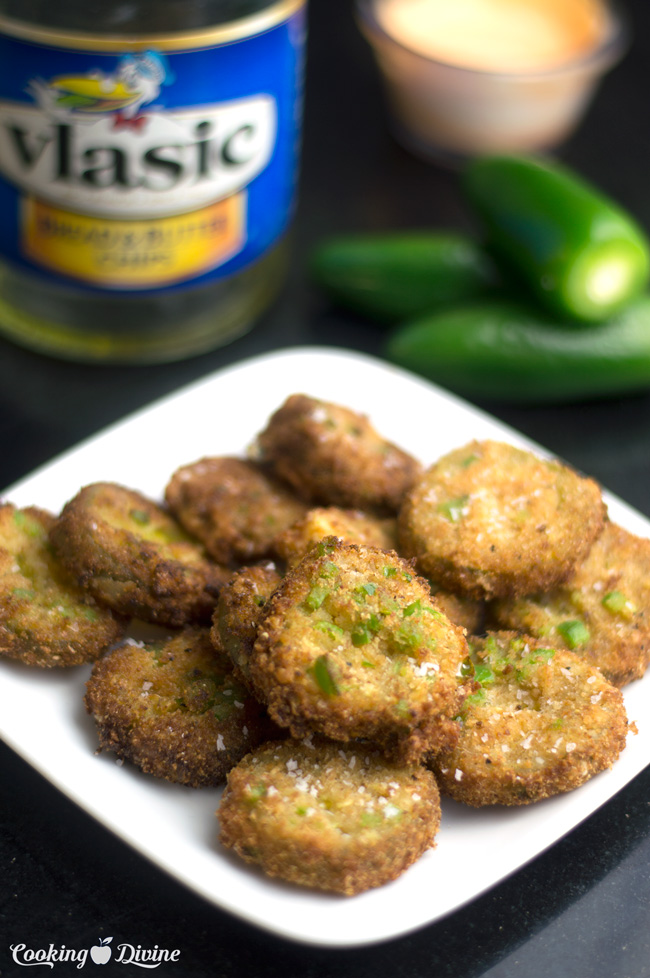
[1,346,649,948]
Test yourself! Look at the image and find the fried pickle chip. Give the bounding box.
[398,440,606,599]
[85,627,277,787]
[165,457,307,566]
[50,482,229,627]
[491,522,650,687]
[430,631,628,806]
[273,506,397,569]
[250,538,470,763]
[429,587,485,636]
[255,394,422,515]
[218,738,441,895]
[212,561,283,686]
[0,504,125,667]
[269,501,482,633]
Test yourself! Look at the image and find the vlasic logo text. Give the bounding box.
[9,937,181,969]
[0,49,276,219]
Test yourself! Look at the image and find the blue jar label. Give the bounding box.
[0,0,306,292]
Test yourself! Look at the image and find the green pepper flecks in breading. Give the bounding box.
[254,394,422,515]
[212,561,283,688]
[273,506,397,569]
[85,627,278,787]
[491,521,650,687]
[49,482,230,628]
[398,440,606,599]
[250,538,470,764]
[429,631,629,807]
[0,503,125,667]
[218,738,441,896]
[165,456,308,567]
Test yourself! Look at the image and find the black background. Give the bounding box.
[2,0,650,974]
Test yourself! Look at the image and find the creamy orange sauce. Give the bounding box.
[375,0,609,73]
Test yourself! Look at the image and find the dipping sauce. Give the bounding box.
[375,0,610,74]
[357,0,625,159]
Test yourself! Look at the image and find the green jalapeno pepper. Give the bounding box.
[310,231,501,323]
[463,155,650,323]
[385,297,650,403]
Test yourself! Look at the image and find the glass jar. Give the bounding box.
[0,0,307,362]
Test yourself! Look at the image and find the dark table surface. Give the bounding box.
[3,0,650,974]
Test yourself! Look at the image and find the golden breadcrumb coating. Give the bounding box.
[85,627,277,787]
[399,440,606,599]
[430,631,629,806]
[429,587,485,636]
[491,521,650,687]
[273,506,397,568]
[50,482,229,627]
[212,561,283,687]
[255,394,422,515]
[165,457,307,566]
[218,738,441,895]
[250,538,470,763]
[0,504,125,667]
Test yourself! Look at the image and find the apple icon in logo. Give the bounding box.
[90,937,113,965]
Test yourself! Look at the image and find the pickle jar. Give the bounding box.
[0,0,306,362]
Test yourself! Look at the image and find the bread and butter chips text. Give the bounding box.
[211,561,283,688]
[165,456,307,567]
[398,440,606,599]
[250,538,470,763]
[430,631,629,806]
[49,482,229,627]
[491,521,650,687]
[85,627,278,787]
[218,738,441,895]
[0,504,125,667]
[255,393,422,515]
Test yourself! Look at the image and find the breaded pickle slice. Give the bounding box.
[273,506,397,569]
[492,522,650,687]
[165,457,307,566]
[85,627,277,787]
[50,482,229,627]
[0,504,125,667]
[212,561,283,686]
[269,499,482,633]
[218,738,441,895]
[255,394,422,515]
[429,586,485,637]
[250,539,470,763]
[430,631,628,806]
[398,440,606,599]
